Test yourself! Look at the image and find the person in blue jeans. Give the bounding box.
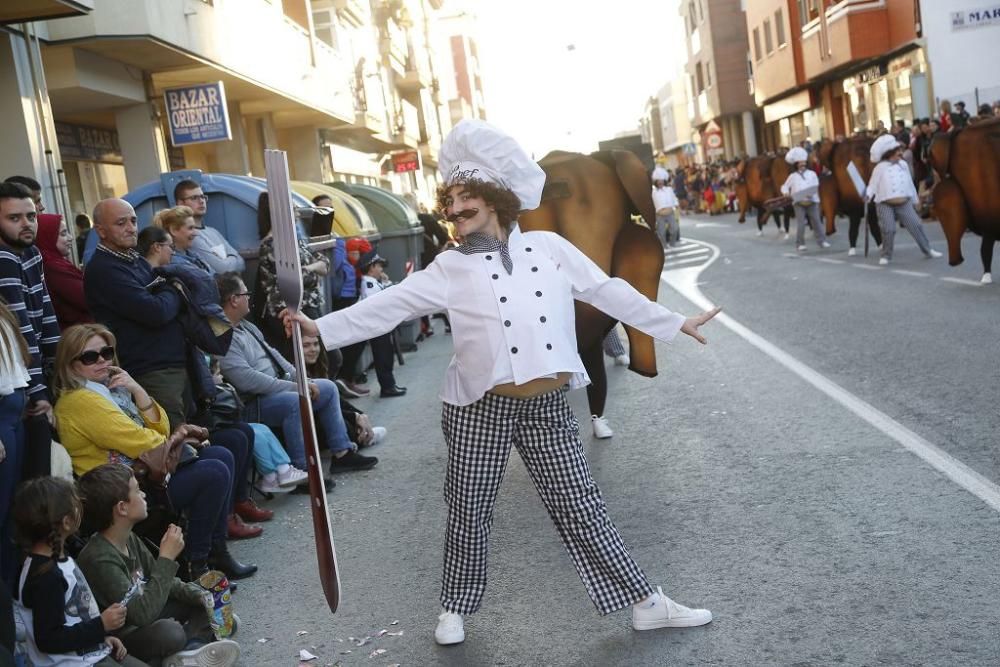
[216,273,377,474]
[0,300,30,588]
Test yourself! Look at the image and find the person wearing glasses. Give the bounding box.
[52,323,258,581]
[137,226,174,268]
[173,180,245,275]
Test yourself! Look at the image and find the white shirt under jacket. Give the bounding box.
[780,169,820,203]
[315,225,686,406]
[865,160,918,204]
[652,186,679,211]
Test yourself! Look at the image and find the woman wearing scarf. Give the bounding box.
[35,214,92,329]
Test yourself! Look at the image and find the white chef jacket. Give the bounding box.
[866,160,918,204]
[780,169,820,203]
[652,186,679,212]
[315,225,686,406]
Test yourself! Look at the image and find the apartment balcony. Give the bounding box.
[801,1,891,81]
[419,140,439,167]
[330,0,366,27]
[379,20,407,76]
[396,57,432,95]
[2,0,92,24]
[390,98,421,149]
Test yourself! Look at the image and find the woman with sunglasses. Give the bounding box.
[52,323,257,581]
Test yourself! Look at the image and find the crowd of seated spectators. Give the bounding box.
[0,175,399,666]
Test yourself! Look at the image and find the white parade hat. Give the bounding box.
[785,146,808,164]
[439,119,546,211]
[652,167,670,181]
[870,134,901,162]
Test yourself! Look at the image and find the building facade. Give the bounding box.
[0,0,474,222]
[680,0,760,161]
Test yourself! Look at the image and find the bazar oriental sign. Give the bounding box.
[163,82,232,146]
[952,4,1000,30]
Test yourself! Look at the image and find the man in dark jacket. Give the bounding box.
[84,198,189,429]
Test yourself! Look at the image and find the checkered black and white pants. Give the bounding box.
[440,390,654,616]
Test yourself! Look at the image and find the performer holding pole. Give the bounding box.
[282,120,720,644]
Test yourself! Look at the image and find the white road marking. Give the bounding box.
[664,255,713,268]
[816,258,845,265]
[892,270,930,278]
[940,277,984,287]
[662,239,1000,513]
[664,247,711,260]
[851,264,883,270]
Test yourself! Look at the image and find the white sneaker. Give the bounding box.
[632,587,713,630]
[755,230,763,237]
[277,466,309,487]
[592,415,613,439]
[371,426,387,446]
[435,611,465,645]
[163,639,240,667]
[982,273,993,284]
[797,245,807,252]
[847,247,857,256]
[820,241,832,248]
[879,258,890,266]
[257,473,292,495]
[927,249,943,258]
[783,232,790,240]
[613,354,630,367]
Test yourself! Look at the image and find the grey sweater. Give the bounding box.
[219,320,297,399]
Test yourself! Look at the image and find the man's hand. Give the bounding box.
[105,636,127,661]
[279,308,319,339]
[355,413,374,446]
[308,382,320,401]
[680,306,722,345]
[100,603,127,631]
[26,399,53,423]
[159,523,185,561]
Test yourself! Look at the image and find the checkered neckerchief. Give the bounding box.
[456,232,513,275]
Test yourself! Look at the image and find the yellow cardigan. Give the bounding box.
[54,388,170,477]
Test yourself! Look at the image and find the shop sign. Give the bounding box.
[391,150,420,173]
[952,4,1000,30]
[163,82,232,146]
[55,122,122,164]
[857,63,888,84]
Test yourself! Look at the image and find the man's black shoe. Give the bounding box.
[380,385,407,397]
[290,476,336,494]
[329,450,379,473]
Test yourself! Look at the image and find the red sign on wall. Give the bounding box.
[392,150,420,173]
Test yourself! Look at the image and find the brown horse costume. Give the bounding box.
[519,150,665,418]
[929,116,1000,280]
[816,137,883,247]
[735,155,791,232]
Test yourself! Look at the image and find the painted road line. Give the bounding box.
[891,270,931,278]
[851,264,883,270]
[664,238,1000,514]
[816,258,846,265]
[940,277,984,287]
[664,255,713,269]
[664,247,711,260]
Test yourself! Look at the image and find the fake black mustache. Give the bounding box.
[446,208,479,223]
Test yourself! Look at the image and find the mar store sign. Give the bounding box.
[164,82,232,146]
[952,4,1000,30]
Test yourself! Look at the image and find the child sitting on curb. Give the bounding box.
[76,464,240,667]
[11,476,135,666]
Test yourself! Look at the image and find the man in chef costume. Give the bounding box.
[283,119,720,645]
[780,146,831,252]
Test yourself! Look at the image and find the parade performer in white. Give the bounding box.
[866,134,943,266]
[780,146,830,252]
[283,119,720,645]
[652,167,680,248]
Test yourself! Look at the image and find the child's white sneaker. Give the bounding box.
[632,587,713,630]
[435,611,465,645]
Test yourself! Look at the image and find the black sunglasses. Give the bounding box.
[77,345,115,365]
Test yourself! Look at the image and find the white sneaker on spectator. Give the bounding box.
[435,611,465,645]
[797,244,807,252]
[278,467,309,487]
[820,241,832,248]
[755,230,763,237]
[879,258,890,265]
[981,273,993,284]
[258,473,291,495]
[592,415,613,439]
[613,354,630,367]
[632,587,713,630]
[783,232,790,240]
[927,249,943,258]
[371,426,387,445]
[163,639,240,667]
[848,247,857,256]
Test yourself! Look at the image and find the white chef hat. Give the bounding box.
[785,146,809,164]
[870,134,901,162]
[438,119,546,211]
[651,167,670,182]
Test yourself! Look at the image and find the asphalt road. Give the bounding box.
[231,212,1000,666]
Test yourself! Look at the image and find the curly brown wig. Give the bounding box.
[435,179,523,231]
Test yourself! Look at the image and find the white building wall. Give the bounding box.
[922,1,1000,107]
